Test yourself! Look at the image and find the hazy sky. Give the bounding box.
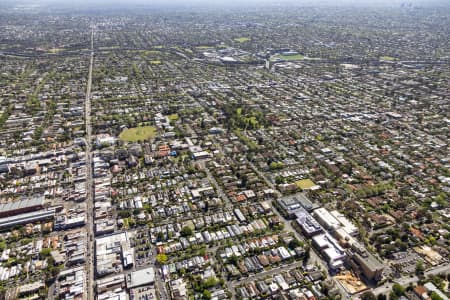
[7,0,449,5]
[2,0,448,12]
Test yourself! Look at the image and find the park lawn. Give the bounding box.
[234,37,250,43]
[48,48,63,54]
[270,54,305,61]
[119,126,157,142]
[380,56,396,61]
[295,179,317,190]
[168,113,179,121]
[279,54,305,61]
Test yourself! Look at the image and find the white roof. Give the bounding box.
[127,267,155,288]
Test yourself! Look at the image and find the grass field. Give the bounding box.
[295,179,317,190]
[48,48,63,54]
[168,113,179,121]
[380,56,396,61]
[119,126,157,142]
[234,37,250,43]
[271,54,305,61]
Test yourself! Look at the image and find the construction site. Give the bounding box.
[334,271,368,295]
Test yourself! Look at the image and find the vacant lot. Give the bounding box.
[119,126,157,142]
[295,179,316,190]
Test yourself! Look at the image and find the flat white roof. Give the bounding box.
[127,267,155,288]
[314,207,341,229]
[331,210,358,235]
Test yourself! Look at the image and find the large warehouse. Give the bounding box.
[0,195,45,218]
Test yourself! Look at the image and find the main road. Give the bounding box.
[85,28,95,300]
[371,262,450,297]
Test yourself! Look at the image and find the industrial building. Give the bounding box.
[277,193,318,218]
[0,208,55,230]
[0,195,45,218]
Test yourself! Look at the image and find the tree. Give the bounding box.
[118,210,131,218]
[392,283,405,297]
[156,253,168,265]
[180,226,193,237]
[303,245,311,263]
[203,276,219,288]
[156,232,165,241]
[40,248,52,259]
[288,239,302,249]
[430,292,444,300]
[202,290,212,300]
[377,294,387,300]
[361,291,376,300]
[228,255,239,265]
[415,260,425,275]
[240,174,248,188]
[389,291,399,300]
[198,248,206,256]
[270,161,284,170]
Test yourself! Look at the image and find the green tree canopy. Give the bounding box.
[180,226,193,237]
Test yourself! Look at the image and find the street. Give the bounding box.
[85,27,95,300]
[372,262,450,296]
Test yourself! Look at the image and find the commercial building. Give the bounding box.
[277,193,318,218]
[294,208,323,237]
[95,134,116,147]
[347,242,384,282]
[126,267,155,289]
[95,232,132,277]
[330,210,358,236]
[313,208,341,231]
[312,233,346,270]
[191,151,212,160]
